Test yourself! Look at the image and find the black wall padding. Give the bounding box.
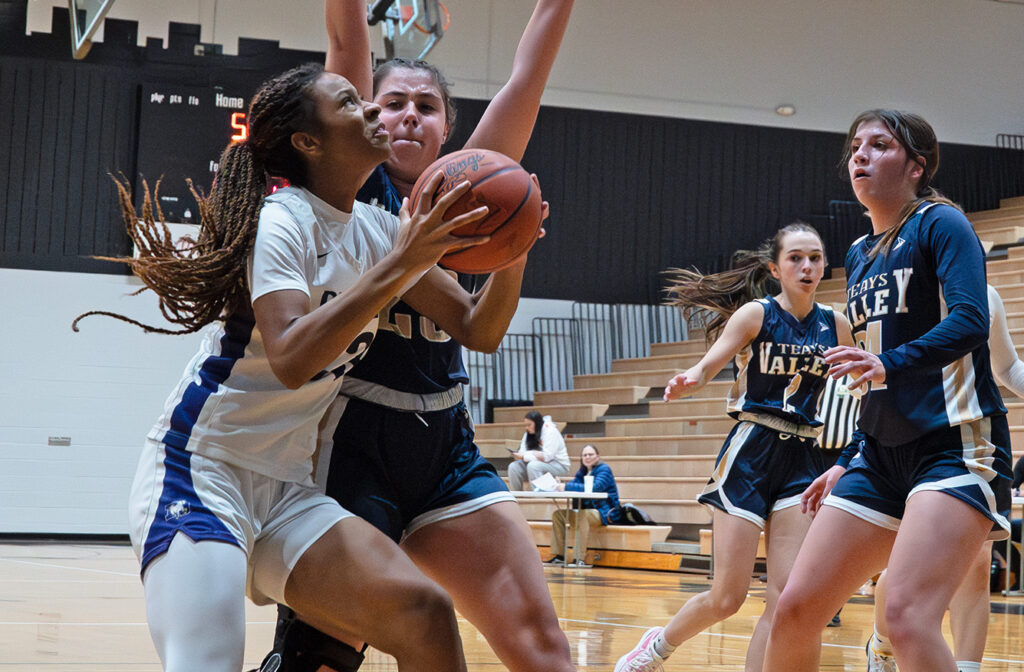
[3,6,1024,302]
[447,100,1024,304]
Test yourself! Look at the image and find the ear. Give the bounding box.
[768,261,782,280]
[909,155,926,182]
[290,130,320,159]
[442,121,451,142]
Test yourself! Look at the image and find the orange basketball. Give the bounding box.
[410,149,543,274]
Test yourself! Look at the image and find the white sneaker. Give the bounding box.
[865,638,899,672]
[614,626,665,672]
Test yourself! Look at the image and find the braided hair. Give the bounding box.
[664,222,823,343]
[839,109,961,259]
[73,62,326,334]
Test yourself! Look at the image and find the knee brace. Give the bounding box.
[255,605,365,672]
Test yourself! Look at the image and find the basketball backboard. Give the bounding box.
[68,0,117,59]
[369,0,449,60]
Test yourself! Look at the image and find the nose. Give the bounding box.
[397,101,419,127]
[852,145,868,164]
[363,100,381,120]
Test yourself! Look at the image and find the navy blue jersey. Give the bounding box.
[727,296,838,427]
[844,202,1005,445]
[346,166,469,393]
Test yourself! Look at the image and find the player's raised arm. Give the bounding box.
[464,0,574,161]
[324,0,374,99]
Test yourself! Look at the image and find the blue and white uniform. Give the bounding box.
[699,296,838,527]
[130,186,399,605]
[314,166,513,542]
[825,202,1012,538]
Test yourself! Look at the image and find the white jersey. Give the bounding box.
[146,186,400,484]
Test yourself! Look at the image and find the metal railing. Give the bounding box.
[464,302,687,423]
[997,134,1024,151]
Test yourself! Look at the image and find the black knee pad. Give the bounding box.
[255,605,365,672]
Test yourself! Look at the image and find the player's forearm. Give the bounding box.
[324,0,373,98]
[461,259,528,352]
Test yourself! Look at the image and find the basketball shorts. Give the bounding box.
[129,438,353,606]
[698,420,825,528]
[317,396,514,542]
[824,415,1012,540]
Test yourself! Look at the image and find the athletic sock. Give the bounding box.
[652,631,676,660]
[956,662,981,672]
[870,629,894,656]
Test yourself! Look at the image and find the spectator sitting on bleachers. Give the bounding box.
[509,411,571,490]
[546,444,623,567]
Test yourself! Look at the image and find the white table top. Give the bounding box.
[513,490,608,500]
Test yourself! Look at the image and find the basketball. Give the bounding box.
[410,149,543,274]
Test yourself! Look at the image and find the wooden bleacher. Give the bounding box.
[480,194,1024,572]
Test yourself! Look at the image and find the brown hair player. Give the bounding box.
[254,2,578,672]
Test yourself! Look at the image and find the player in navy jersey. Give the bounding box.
[77,63,511,672]
[764,110,1013,672]
[256,3,578,672]
[615,223,856,672]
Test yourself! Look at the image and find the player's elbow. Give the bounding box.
[460,332,503,354]
[267,357,308,390]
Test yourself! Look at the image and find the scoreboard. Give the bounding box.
[136,83,250,223]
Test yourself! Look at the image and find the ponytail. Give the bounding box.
[665,222,821,343]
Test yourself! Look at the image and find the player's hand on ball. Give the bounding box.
[395,174,489,271]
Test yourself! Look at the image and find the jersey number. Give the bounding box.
[311,331,375,382]
[379,296,451,343]
[782,373,803,414]
[853,321,886,390]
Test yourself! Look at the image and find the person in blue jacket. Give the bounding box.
[546,444,623,567]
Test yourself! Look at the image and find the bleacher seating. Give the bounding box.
[481,195,1024,570]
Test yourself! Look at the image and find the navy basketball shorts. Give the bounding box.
[316,396,514,542]
[698,421,825,529]
[824,415,1012,540]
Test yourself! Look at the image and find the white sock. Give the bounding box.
[956,662,981,672]
[870,629,894,656]
[652,631,675,660]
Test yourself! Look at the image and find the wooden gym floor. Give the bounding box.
[2,541,1023,671]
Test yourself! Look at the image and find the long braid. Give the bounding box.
[73,63,325,334]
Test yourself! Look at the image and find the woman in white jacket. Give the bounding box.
[509,411,571,490]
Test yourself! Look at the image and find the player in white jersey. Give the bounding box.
[764,111,1012,672]
[72,63,506,672]
[614,223,856,672]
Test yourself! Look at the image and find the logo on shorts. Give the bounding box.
[164,499,191,521]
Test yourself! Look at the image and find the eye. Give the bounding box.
[385,100,402,109]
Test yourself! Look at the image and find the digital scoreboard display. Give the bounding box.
[136,83,250,223]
